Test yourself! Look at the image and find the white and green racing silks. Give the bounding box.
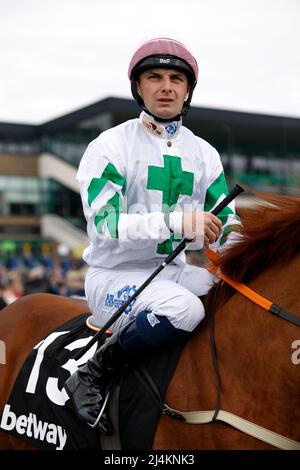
[147,154,194,254]
[87,162,125,238]
[204,171,241,245]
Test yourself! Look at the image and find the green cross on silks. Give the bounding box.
[147,154,194,254]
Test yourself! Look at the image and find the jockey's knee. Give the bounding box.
[119,291,204,352]
[161,292,204,333]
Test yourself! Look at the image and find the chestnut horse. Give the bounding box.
[1,194,300,450]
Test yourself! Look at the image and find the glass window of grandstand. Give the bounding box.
[221,150,300,195]
[44,180,85,230]
[0,176,40,216]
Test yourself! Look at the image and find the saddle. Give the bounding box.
[0,313,188,450]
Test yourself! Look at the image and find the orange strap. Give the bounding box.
[206,248,272,312]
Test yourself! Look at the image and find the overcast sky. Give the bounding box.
[1,0,299,124]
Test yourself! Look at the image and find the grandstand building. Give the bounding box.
[0,96,300,259]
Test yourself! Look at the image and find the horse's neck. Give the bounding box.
[209,255,300,431]
[165,255,300,444]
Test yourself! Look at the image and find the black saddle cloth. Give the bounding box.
[0,314,187,450]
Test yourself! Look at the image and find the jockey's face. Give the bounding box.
[136,68,190,120]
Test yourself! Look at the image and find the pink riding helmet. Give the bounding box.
[128,37,199,119]
[128,37,198,82]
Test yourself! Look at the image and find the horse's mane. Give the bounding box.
[219,194,300,283]
[205,193,300,309]
[219,193,300,283]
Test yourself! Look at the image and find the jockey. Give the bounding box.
[64,37,240,435]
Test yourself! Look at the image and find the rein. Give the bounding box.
[206,248,300,328]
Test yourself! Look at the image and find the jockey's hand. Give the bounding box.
[183,211,222,246]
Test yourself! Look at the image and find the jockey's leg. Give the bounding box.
[64,310,190,435]
[64,329,124,435]
[64,269,205,435]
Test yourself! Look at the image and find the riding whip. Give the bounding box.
[74,183,244,359]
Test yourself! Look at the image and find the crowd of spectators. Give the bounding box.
[0,245,206,311]
[0,254,87,310]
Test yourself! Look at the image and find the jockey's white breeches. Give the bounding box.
[85,263,217,333]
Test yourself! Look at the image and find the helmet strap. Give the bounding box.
[143,107,181,123]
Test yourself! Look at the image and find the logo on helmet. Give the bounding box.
[159,58,171,64]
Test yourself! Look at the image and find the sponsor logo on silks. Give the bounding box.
[0,404,67,450]
[147,312,160,327]
[105,284,137,314]
[165,122,178,137]
[141,114,164,137]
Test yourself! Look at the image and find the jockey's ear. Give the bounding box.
[186,81,191,98]
[135,80,142,97]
